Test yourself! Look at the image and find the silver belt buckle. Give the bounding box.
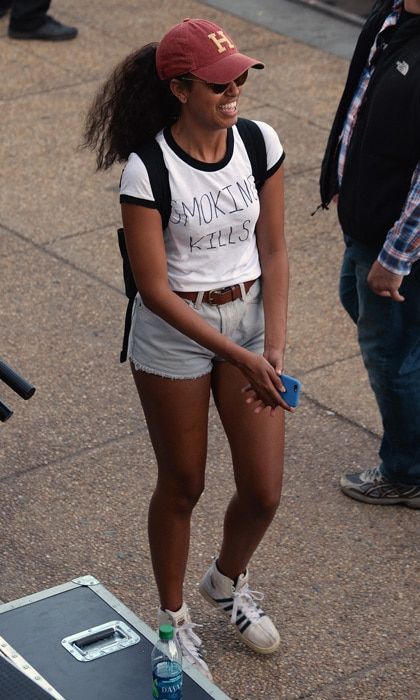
[208,288,222,305]
[208,285,236,305]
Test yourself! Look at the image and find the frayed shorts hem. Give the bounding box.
[129,356,212,380]
[128,279,263,379]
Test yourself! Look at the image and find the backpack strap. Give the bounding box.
[134,139,171,230]
[236,118,267,192]
[118,226,137,363]
[118,138,171,363]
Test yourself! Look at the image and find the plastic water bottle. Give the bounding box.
[151,624,183,699]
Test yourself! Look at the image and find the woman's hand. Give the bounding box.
[263,346,284,377]
[240,352,294,416]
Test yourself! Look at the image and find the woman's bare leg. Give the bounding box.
[211,362,284,580]
[132,367,211,611]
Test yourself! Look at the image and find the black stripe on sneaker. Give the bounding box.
[237,619,252,633]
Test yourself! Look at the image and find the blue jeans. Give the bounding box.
[339,241,420,485]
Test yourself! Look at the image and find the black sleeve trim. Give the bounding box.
[120,194,158,208]
[266,151,286,180]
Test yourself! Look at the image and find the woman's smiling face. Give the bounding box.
[171,73,247,131]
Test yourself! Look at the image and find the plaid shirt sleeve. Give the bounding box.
[378,162,420,275]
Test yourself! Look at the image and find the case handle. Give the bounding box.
[61,620,140,662]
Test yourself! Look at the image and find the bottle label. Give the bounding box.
[152,662,182,699]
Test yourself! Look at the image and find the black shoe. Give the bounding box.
[8,15,78,41]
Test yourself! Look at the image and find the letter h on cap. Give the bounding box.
[207,31,235,54]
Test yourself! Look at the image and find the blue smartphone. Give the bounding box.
[278,373,302,408]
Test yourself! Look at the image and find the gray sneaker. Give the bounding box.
[340,466,420,509]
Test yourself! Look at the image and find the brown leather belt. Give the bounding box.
[174,279,257,306]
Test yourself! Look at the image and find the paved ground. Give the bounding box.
[325,0,374,17]
[0,1,418,699]
[202,0,363,58]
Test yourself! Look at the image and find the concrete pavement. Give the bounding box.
[0,1,418,698]
[202,0,363,58]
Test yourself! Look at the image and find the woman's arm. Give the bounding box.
[122,202,289,409]
[243,166,290,413]
[257,167,289,372]
[257,166,288,371]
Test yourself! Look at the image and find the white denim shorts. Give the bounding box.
[128,278,264,379]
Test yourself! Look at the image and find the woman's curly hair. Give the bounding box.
[83,43,181,170]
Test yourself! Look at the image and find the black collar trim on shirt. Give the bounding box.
[163,126,234,171]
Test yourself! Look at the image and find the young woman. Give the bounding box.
[85,17,291,680]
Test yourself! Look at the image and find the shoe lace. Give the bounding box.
[364,466,384,483]
[231,585,264,625]
[176,622,205,666]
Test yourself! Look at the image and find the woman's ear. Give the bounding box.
[170,78,188,104]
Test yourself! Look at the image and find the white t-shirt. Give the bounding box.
[120,120,284,291]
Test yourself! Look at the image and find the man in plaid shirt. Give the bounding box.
[320,0,420,507]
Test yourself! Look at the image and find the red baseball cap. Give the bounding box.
[156,18,264,83]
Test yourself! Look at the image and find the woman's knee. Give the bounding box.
[239,487,281,519]
[155,474,205,513]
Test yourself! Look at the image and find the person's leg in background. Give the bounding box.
[9,0,50,30]
[0,0,12,17]
[339,241,359,324]
[2,0,77,40]
[339,241,420,508]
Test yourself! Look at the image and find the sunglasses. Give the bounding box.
[180,70,248,94]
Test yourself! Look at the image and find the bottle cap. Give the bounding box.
[159,624,174,640]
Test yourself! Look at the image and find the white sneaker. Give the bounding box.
[199,561,280,654]
[157,602,213,681]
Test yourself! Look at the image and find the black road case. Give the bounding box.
[0,575,230,699]
[0,650,61,699]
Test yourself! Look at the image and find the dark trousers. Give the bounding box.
[0,1,51,30]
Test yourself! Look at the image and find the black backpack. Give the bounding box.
[118,118,267,362]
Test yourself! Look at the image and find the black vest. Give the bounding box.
[319,0,420,250]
